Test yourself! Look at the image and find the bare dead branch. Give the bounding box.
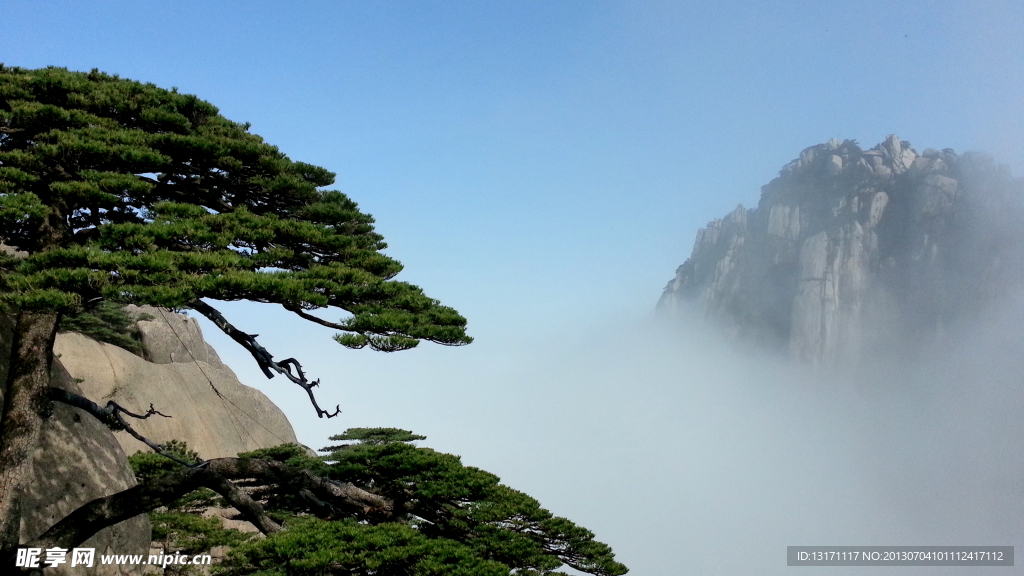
[190,299,341,418]
[46,388,197,467]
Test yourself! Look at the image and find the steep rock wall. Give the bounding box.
[55,306,300,459]
[1,315,149,576]
[2,305,302,574]
[659,136,1024,365]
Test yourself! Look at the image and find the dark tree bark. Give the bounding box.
[0,312,60,552]
[190,300,341,418]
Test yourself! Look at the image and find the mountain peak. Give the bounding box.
[659,137,1024,366]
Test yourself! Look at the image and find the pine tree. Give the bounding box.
[0,66,626,574]
[130,432,628,576]
[0,64,471,553]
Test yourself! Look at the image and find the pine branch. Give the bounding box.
[283,304,348,331]
[24,457,391,551]
[190,300,341,418]
[25,461,279,551]
[46,388,197,467]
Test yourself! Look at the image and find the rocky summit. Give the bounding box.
[659,136,1024,366]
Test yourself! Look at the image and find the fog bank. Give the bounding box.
[387,298,1024,575]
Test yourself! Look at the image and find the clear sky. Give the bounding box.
[4,2,1023,574]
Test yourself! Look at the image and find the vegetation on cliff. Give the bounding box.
[0,66,625,574]
[131,431,626,575]
[57,300,152,355]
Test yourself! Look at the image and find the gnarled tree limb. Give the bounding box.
[46,388,197,467]
[190,299,341,418]
[26,457,391,550]
[26,461,280,551]
[210,457,391,516]
[283,304,349,331]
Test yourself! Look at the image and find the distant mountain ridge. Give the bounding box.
[658,135,1024,365]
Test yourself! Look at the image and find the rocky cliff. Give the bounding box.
[659,135,1024,365]
[56,305,300,459]
[1,306,301,574]
[1,314,149,576]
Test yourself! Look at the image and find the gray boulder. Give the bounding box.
[1,316,149,576]
[54,323,299,459]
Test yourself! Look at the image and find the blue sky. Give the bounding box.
[4,2,1023,573]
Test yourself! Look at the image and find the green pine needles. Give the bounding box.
[125,431,629,575]
[228,429,628,576]
[0,65,470,350]
[57,300,151,355]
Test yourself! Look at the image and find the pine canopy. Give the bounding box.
[220,430,629,576]
[0,67,629,576]
[0,65,470,351]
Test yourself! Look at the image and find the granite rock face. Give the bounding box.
[2,306,302,574]
[1,316,149,576]
[659,136,1024,366]
[125,305,225,368]
[55,308,299,459]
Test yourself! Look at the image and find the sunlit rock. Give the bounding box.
[659,136,1024,366]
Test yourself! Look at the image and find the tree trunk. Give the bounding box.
[0,312,60,552]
